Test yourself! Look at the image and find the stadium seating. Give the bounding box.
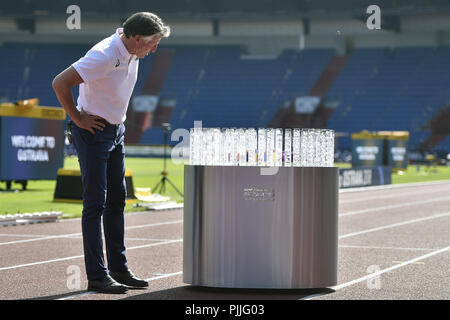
[326,46,450,150]
[1,41,450,151]
[0,42,91,106]
[140,46,334,144]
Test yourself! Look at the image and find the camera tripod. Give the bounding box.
[152,123,184,197]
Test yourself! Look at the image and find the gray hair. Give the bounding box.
[123,12,171,38]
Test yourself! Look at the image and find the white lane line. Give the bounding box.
[0,233,53,238]
[301,245,450,300]
[300,293,329,300]
[51,236,180,242]
[0,239,182,272]
[0,220,183,246]
[5,198,448,246]
[3,212,450,271]
[339,188,450,204]
[12,210,450,299]
[4,210,450,271]
[0,232,83,246]
[144,271,183,281]
[0,254,85,272]
[56,291,96,300]
[120,239,182,251]
[57,271,184,300]
[306,213,450,300]
[124,237,178,242]
[339,180,450,193]
[63,246,450,301]
[339,245,438,252]
[339,211,450,239]
[0,234,179,243]
[59,209,183,223]
[125,220,183,230]
[50,236,180,242]
[333,245,450,291]
[340,196,450,217]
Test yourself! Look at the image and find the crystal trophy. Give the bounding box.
[257,128,267,167]
[284,128,292,167]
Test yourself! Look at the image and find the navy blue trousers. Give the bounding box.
[71,121,129,281]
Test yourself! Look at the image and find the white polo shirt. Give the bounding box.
[72,28,138,124]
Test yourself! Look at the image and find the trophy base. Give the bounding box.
[183,165,339,289]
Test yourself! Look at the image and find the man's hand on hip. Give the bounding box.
[76,110,106,135]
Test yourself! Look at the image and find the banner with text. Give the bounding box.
[339,166,392,188]
[0,117,65,180]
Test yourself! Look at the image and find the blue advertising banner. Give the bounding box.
[351,131,409,170]
[339,166,392,188]
[388,139,408,169]
[0,117,65,180]
[351,138,384,167]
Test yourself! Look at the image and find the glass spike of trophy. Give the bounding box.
[189,127,335,167]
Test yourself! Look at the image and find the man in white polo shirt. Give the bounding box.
[52,12,170,294]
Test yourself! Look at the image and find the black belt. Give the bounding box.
[97,118,121,128]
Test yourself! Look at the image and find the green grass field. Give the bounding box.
[1,158,450,219]
[0,156,185,219]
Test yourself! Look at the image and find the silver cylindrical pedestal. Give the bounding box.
[183,165,339,289]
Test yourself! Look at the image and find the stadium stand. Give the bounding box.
[1,40,450,151]
[144,46,335,144]
[0,42,91,105]
[326,46,450,150]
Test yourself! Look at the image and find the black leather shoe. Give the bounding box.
[109,269,148,288]
[87,275,128,294]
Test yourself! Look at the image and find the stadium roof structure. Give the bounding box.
[2,0,450,19]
